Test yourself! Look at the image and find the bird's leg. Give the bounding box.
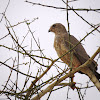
[71,75,74,82]
[70,74,76,90]
[69,68,76,90]
[69,66,75,82]
[70,65,80,89]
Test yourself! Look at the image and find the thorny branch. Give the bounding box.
[31,47,100,100]
[25,0,100,33]
[25,1,100,12]
[0,61,35,78]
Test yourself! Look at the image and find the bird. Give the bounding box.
[48,23,100,91]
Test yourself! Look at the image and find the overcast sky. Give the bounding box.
[0,0,100,100]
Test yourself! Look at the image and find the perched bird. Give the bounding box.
[48,23,100,91]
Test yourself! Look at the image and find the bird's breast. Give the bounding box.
[54,38,70,64]
[54,37,81,67]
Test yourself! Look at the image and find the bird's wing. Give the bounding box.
[64,35,89,63]
[70,35,89,63]
[63,35,100,91]
[64,35,97,71]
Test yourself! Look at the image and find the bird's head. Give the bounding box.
[48,23,67,35]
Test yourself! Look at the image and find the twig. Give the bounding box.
[0,61,35,78]
[0,0,10,22]
[0,33,9,40]
[24,59,56,99]
[0,45,52,61]
[25,1,100,33]
[25,1,100,12]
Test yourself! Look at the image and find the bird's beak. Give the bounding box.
[48,29,51,32]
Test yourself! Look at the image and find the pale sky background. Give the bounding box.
[0,0,100,100]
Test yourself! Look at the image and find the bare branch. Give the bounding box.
[25,1,100,12]
[31,47,100,100]
[0,61,35,78]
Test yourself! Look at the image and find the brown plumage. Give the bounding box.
[49,23,100,91]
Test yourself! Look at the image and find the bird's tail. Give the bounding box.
[94,71,100,81]
[81,68,100,91]
[87,69,100,91]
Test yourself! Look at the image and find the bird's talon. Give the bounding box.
[70,82,76,90]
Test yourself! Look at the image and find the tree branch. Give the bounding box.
[31,47,100,100]
[25,1,100,12]
[0,61,35,78]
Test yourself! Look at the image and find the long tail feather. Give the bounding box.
[94,71,100,81]
[81,68,100,91]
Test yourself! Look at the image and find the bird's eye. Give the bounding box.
[52,24,56,27]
